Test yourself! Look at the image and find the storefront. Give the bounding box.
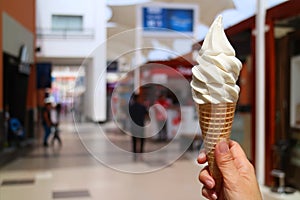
[140,58,197,140]
[0,0,36,153]
[111,55,201,143]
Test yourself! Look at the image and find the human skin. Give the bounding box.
[197,140,263,200]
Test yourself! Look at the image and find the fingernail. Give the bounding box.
[219,140,229,154]
[197,152,205,164]
[198,152,206,160]
[212,193,218,200]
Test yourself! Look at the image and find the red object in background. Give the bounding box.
[156,99,170,109]
[172,114,181,125]
[142,56,196,80]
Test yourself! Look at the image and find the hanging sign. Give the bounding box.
[138,3,198,37]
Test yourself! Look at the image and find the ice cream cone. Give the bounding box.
[198,103,236,194]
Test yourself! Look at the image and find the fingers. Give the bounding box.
[199,165,215,189]
[198,151,217,199]
[202,186,218,200]
[199,167,217,200]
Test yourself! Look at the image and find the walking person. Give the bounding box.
[50,103,62,146]
[154,93,170,141]
[42,98,53,147]
[129,93,148,160]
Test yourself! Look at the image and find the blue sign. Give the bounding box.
[142,7,194,33]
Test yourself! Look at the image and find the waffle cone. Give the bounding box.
[198,103,236,193]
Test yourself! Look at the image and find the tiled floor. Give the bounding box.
[1,119,300,200]
[0,120,204,200]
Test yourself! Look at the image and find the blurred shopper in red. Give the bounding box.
[155,93,170,141]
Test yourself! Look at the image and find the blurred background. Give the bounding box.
[1,0,300,199]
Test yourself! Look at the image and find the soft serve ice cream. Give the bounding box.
[191,15,243,195]
[191,15,242,104]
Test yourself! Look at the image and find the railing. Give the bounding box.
[36,28,94,39]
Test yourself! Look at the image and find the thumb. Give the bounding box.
[215,141,238,181]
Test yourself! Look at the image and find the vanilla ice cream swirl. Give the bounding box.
[191,15,242,104]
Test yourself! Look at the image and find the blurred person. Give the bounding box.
[42,99,53,147]
[129,94,148,160]
[50,103,62,146]
[55,103,62,121]
[154,93,170,141]
[197,140,262,200]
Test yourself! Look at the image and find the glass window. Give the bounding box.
[52,15,83,31]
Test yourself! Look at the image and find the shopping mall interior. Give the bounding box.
[1,0,300,199]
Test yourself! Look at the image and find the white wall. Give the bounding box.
[36,0,104,58]
[36,41,97,58]
[36,0,107,122]
[36,0,95,29]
